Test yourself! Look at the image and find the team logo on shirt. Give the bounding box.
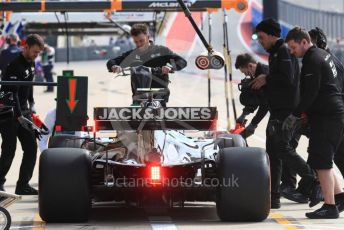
[151,53,161,58]
[24,69,30,79]
[330,60,338,78]
[325,54,338,78]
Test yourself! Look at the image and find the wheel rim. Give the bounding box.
[0,210,8,230]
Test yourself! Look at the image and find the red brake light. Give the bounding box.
[151,166,161,181]
[55,125,62,132]
[82,125,94,132]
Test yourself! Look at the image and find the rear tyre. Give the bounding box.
[216,147,270,221]
[48,134,83,148]
[216,134,246,149]
[39,148,91,222]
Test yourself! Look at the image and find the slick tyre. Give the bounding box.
[216,147,270,221]
[48,134,83,148]
[216,134,246,149]
[39,148,91,222]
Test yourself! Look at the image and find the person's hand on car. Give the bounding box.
[161,66,172,75]
[111,65,122,74]
[240,123,257,138]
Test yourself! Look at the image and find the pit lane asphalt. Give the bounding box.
[4,10,344,230]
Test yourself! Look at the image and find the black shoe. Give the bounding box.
[306,204,339,219]
[271,198,281,209]
[0,184,4,192]
[15,184,38,195]
[309,183,324,207]
[280,183,294,191]
[335,192,344,213]
[281,186,309,203]
[44,89,54,93]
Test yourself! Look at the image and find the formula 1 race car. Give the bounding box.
[38,65,270,223]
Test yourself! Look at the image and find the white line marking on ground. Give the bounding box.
[149,215,178,230]
[10,226,42,229]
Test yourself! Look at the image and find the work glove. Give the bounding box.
[240,123,257,138]
[236,113,248,125]
[282,114,301,132]
[32,123,49,140]
[29,102,36,114]
[18,116,33,132]
[111,65,122,74]
[33,129,43,140]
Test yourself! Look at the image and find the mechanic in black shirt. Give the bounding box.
[235,52,309,204]
[234,53,269,138]
[309,27,344,178]
[252,18,318,209]
[0,34,21,78]
[286,27,344,219]
[0,34,44,195]
[107,23,187,106]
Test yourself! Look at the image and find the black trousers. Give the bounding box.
[266,118,316,200]
[280,124,307,188]
[281,164,297,188]
[0,117,37,186]
[43,64,54,91]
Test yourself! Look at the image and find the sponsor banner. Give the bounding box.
[95,120,215,131]
[110,12,155,22]
[123,1,221,11]
[94,107,217,121]
[0,1,224,12]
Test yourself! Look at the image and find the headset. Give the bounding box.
[309,27,327,50]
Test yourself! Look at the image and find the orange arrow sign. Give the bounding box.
[66,78,79,113]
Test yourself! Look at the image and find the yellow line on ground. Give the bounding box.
[269,212,299,230]
[32,213,45,230]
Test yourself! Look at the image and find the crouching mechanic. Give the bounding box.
[286,27,344,219]
[0,34,44,195]
[106,23,187,106]
[234,53,269,138]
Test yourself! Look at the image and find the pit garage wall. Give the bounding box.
[278,0,344,63]
[55,44,130,62]
[249,0,344,62]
